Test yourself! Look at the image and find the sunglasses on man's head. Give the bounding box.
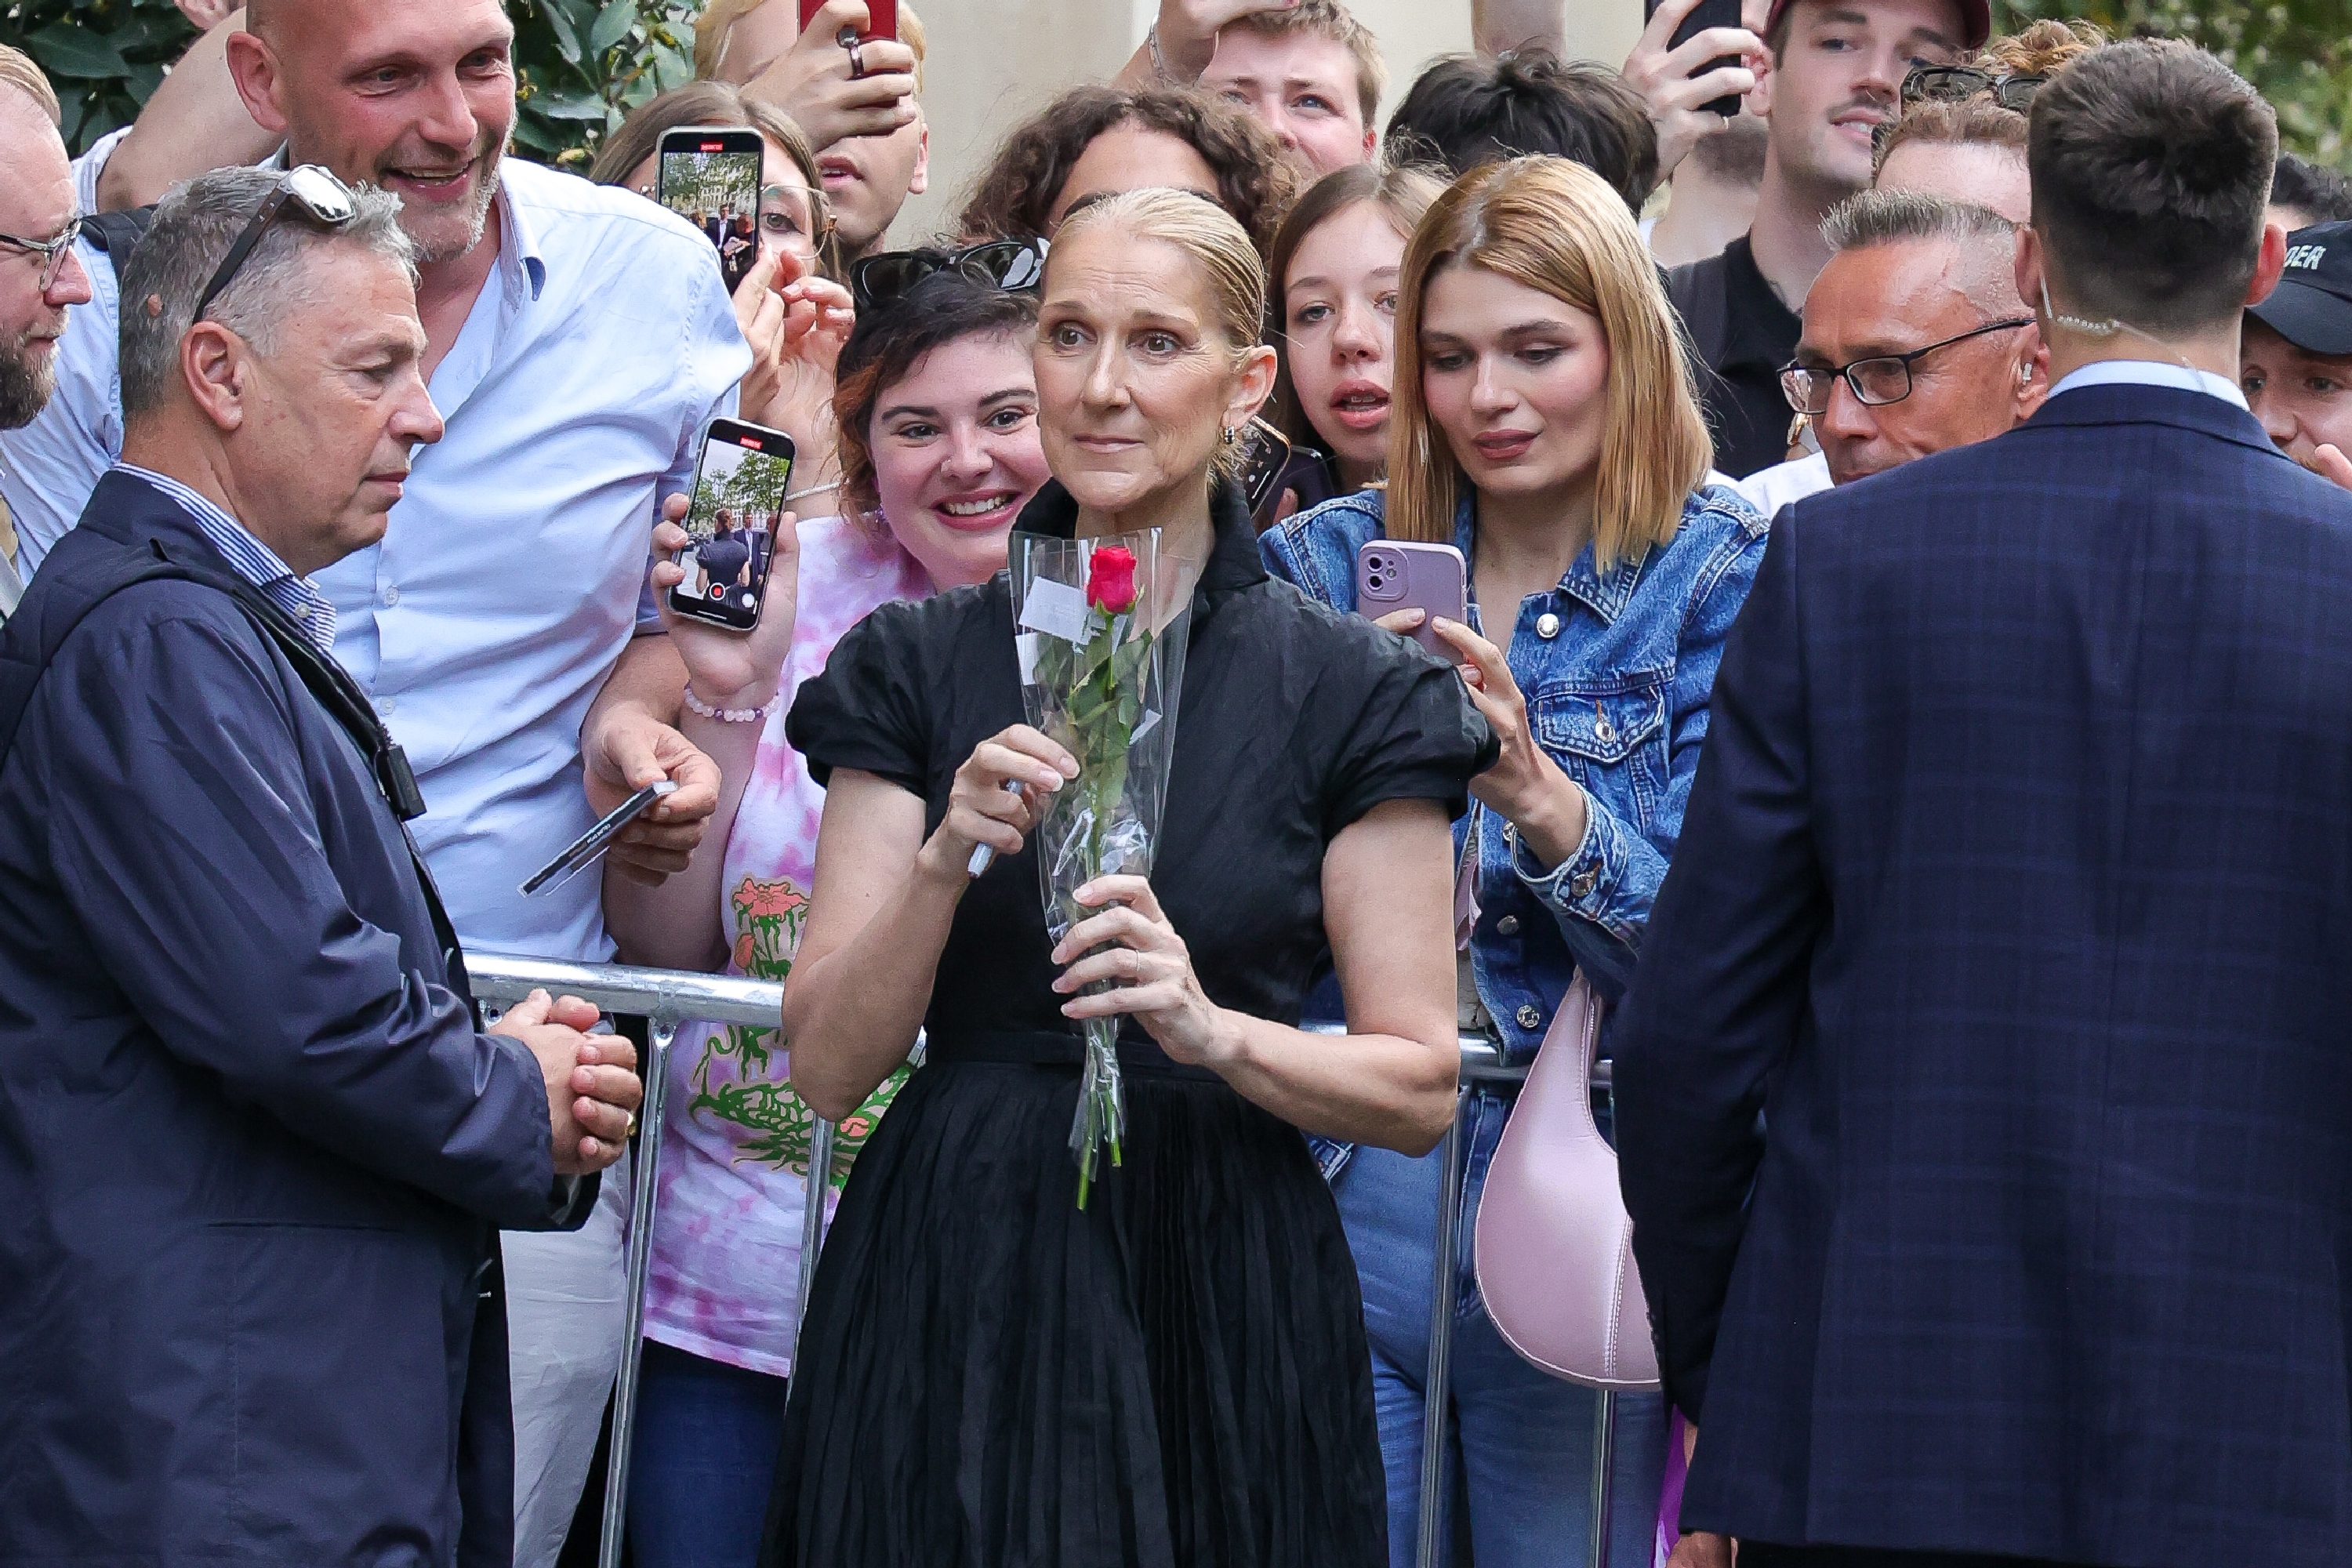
[851,239,1047,314]
[1900,64,2046,113]
[193,165,360,326]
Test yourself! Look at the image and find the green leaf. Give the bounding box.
[539,0,585,65]
[587,0,638,60]
[24,24,133,80]
[530,90,615,121]
[510,109,569,156]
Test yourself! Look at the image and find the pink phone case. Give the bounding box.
[1356,539,1468,657]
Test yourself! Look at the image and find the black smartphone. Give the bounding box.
[1240,416,1323,518]
[1650,0,1748,118]
[671,418,797,633]
[521,781,679,896]
[658,125,764,293]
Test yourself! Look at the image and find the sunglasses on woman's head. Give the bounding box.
[851,239,1048,314]
[1900,64,2046,112]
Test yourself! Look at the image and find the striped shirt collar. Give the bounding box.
[114,463,339,653]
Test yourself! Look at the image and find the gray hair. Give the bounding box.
[1822,188,2026,316]
[1823,187,2016,254]
[119,167,416,419]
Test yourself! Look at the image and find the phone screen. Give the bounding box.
[671,420,796,633]
[659,132,763,293]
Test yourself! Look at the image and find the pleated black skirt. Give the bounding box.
[757,1033,1388,1568]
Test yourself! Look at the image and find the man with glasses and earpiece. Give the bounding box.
[0,47,95,627]
[1729,187,2045,517]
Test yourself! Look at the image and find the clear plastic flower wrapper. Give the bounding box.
[1007,530,1192,1207]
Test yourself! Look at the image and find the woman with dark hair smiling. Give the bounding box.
[598,268,1047,1568]
[757,187,1492,1567]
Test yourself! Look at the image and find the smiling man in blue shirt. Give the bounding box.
[0,3,753,1560]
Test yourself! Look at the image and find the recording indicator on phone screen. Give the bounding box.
[658,128,763,293]
[672,419,797,633]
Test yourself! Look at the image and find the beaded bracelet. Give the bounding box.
[682,685,781,725]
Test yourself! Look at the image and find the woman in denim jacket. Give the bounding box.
[1261,157,1768,1568]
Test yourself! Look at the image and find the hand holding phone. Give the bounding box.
[670,419,797,634]
[657,126,764,294]
[1628,0,1763,173]
[523,782,681,896]
[1357,540,1469,659]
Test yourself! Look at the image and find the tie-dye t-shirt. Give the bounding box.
[643,514,931,1377]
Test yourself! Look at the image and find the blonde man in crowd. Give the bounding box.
[1119,0,1384,177]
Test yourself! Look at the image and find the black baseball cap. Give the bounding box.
[2249,221,2352,357]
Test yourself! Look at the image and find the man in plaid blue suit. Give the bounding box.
[1618,42,2352,1568]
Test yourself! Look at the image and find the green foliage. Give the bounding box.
[0,0,702,169]
[1993,0,2352,170]
[2,0,195,152]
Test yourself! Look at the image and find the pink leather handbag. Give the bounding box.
[1472,970,1660,1389]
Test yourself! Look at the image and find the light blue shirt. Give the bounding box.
[2049,358,2250,409]
[6,154,750,960]
[115,462,337,652]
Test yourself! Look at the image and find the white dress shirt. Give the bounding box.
[2047,357,2251,409]
[3,154,750,962]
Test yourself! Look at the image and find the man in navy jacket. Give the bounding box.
[1618,42,2352,1568]
[0,169,641,1565]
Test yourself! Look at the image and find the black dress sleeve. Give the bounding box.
[784,597,935,797]
[1319,623,1499,838]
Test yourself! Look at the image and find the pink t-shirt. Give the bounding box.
[643,514,932,1376]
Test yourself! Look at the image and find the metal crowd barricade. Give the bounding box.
[466,953,822,1568]
[466,956,1617,1568]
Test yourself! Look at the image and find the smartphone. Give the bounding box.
[1240,416,1312,518]
[1357,539,1468,659]
[800,0,897,40]
[1649,0,1747,118]
[672,419,797,633]
[657,125,764,294]
[521,781,679,896]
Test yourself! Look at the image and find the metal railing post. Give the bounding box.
[793,1117,837,1359]
[1588,1388,1617,1568]
[1414,1079,1471,1568]
[466,953,797,1568]
[597,1018,673,1568]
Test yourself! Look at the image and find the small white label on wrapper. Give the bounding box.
[1018,578,1098,643]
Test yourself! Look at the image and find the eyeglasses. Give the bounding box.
[851,239,1047,314]
[0,215,85,293]
[1900,64,2046,112]
[193,165,359,326]
[1780,317,2035,413]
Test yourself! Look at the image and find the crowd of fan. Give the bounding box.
[1,2,2348,1567]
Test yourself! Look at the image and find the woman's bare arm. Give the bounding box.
[96,10,280,212]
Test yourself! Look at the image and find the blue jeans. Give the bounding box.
[1334,1087,1667,1568]
[625,1338,792,1568]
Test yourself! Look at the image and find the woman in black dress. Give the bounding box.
[761,187,1495,1568]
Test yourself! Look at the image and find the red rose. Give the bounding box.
[1085,545,1139,614]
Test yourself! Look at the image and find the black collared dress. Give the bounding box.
[759,478,1494,1568]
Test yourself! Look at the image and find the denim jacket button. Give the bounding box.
[1570,868,1598,898]
[1536,612,1562,639]
[1515,1003,1544,1029]
[1496,915,1520,935]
